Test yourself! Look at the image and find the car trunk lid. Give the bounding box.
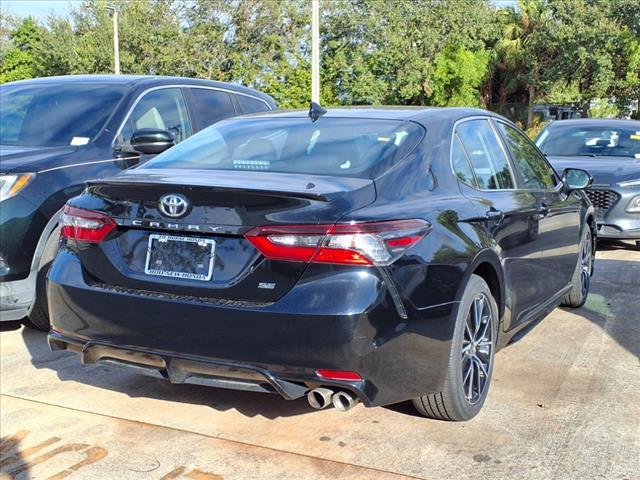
[71,169,376,303]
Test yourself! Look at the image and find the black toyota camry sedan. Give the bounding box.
[47,107,595,420]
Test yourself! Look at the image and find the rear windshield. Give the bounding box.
[0,83,127,147]
[141,117,425,178]
[536,124,640,158]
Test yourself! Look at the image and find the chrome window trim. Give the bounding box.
[493,118,564,193]
[37,156,139,174]
[185,85,272,108]
[111,84,272,148]
[449,115,519,193]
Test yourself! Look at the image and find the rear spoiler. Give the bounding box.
[86,168,375,203]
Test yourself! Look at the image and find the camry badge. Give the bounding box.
[158,194,190,218]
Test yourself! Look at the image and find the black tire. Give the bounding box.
[412,274,498,421]
[562,226,593,308]
[22,226,60,331]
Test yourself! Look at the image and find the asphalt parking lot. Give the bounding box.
[1,242,639,480]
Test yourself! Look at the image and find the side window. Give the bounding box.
[237,95,269,114]
[452,134,478,188]
[497,122,558,190]
[455,119,514,190]
[189,88,237,128]
[119,88,192,145]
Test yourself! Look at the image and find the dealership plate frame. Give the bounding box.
[144,234,215,281]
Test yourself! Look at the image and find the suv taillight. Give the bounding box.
[60,205,116,244]
[245,219,430,266]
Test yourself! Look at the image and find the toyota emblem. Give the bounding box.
[158,194,190,218]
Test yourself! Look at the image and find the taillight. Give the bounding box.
[316,369,362,381]
[245,219,430,266]
[60,205,116,244]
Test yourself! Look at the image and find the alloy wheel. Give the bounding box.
[461,293,494,405]
[580,229,593,298]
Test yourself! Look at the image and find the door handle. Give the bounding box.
[538,203,550,217]
[485,208,504,224]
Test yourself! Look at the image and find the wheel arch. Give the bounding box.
[583,203,597,260]
[30,207,63,272]
[458,249,505,321]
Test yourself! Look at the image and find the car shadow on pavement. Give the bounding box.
[506,256,639,360]
[0,431,29,480]
[596,239,639,252]
[571,257,640,360]
[0,320,22,332]
[19,327,318,420]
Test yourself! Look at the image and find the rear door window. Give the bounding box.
[236,95,270,114]
[118,88,192,145]
[497,122,558,190]
[452,134,479,188]
[455,119,514,190]
[189,88,237,128]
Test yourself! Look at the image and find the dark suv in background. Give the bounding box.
[0,75,275,329]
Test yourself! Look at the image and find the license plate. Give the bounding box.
[144,234,215,281]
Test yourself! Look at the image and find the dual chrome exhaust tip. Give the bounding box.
[307,387,359,412]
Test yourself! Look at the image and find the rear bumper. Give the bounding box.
[47,248,458,407]
[48,332,320,401]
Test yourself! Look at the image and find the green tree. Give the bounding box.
[548,0,625,116]
[180,0,311,107]
[2,0,637,122]
[0,12,16,53]
[35,0,189,77]
[431,45,491,107]
[496,0,556,127]
[322,0,498,106]
[0,17,42,83]
[180,1,232,81]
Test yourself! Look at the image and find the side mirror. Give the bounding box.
[128,128,175,155]
[562,168,593,191]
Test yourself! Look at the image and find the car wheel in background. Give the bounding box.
[412,274,498,421]
[22,226,60,331]
[562,227,593,309]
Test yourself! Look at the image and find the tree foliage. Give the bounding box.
[0,17,42,83]
[0,0,638,120]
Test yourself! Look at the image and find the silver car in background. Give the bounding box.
[536,119,640,249]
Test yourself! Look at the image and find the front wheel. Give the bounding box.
[412,274,498,421]
[562,226,593,308]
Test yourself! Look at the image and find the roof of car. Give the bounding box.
[546,118,640,128]
[239,106,506,124]
[4,74,152,86]
[2,75,275,103]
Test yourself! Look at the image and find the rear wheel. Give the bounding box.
[412,274,498,421]
[562,227,593,308]
[22,226,60,331]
